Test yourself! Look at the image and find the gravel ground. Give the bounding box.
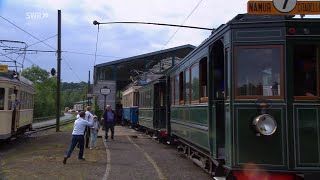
[1,125,213,180]
[0,124,107,180]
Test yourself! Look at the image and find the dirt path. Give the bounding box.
[0,125,107,180]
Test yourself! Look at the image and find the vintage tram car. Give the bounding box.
[121,84,140,128]
[161,14,320,179]
[138,77,168,142]
[0,71,34,141]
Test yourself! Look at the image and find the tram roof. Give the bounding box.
[95,44,195,68]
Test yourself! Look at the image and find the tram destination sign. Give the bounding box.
[248,0,320,15]
[0,65,8,72]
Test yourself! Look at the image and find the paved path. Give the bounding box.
[32,113,74,128]
[100,126,212,180]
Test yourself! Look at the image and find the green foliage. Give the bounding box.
[21,66,87,118]
[61,81,87,91]
[94,97,103,120]
[21,65,49,83]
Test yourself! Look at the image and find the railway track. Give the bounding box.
[26,119,75,136]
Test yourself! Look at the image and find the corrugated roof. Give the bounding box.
[95,44,195,68]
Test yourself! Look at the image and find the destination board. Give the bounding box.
[248,0,320,15]
[0,65,8,72]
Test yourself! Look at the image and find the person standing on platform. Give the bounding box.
[85,106,94,148]
[90,115,100,149]
[103,105,116,141]
[63,111,93,164]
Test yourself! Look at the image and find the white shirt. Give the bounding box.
[85,111,94,121]
[72,117,94,135]
[76,114,80,119]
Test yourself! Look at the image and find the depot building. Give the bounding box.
[93,44,195,113]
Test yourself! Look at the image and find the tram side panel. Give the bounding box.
[168,45,211,152]
[138,86,154,130]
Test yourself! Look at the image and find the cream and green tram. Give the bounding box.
[0,72,34,140]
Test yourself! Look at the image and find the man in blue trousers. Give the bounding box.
[63,111,93,164]
[103,105,116,141]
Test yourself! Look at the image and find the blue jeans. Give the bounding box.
[90,132,98,148]
[66,135,84,158]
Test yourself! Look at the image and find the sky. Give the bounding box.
[0,0,248,82]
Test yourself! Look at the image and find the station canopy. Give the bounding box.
[94,44,195,88]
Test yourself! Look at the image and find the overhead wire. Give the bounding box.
[161,0,204,50]
[0,15,82,81]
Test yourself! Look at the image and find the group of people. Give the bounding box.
[63,105,116,164]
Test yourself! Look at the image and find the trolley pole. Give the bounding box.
[56,10,61,132]
[87,71,90,106]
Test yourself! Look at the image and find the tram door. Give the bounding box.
[289,41,320,166]
[11,88,20,132]
[211,40,225,158]
[154,82,166,129]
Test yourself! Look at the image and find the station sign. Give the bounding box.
[100,87,111,95]
[0,65,8,72]
[248,0,320,15]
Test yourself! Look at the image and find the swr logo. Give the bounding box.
[26,12,49,20]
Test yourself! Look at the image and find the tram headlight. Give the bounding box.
[252,114,277,136]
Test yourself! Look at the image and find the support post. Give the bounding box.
[88,71,91,106]
[104,95,106,110]
[56,10,61,132]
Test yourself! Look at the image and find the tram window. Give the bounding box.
[226,48,230,99]
[293,45,319,98]
[0,88,4,110]
[191,63,200,103]
[200,57,208,102]
[8,88,13,110]
[179,72,184,104]
[133,92,139,106]
[185,69,190,104]
[171,77,175,105]
[174,75,179,105]
[235,46,283,99]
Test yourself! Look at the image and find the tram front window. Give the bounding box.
[236,46,283,99]
[294,45,319,98]
[0,88,4,110]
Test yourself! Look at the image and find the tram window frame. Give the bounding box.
[293,45,320,100]
[184,68,191,105]
[190,63,200,104]
[0,88,4,110]
[179,72,184,105]
[200,57,208,103]
[234,45,284,99]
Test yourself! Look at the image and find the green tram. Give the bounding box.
[165,14,320,179]
[138,77,168,142]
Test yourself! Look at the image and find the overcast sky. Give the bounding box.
[0,0,247,82]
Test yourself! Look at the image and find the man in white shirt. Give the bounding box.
[85,106,94,148]
[63,111,94,164]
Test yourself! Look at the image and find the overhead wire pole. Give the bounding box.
[56,10,61,132]
[92,21,213,31]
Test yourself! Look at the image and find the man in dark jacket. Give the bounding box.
[102,105,116,141]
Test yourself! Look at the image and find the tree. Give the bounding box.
[21,65,49,83]
[21,66,88,118]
